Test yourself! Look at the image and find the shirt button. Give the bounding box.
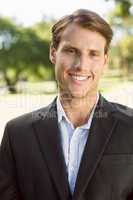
[71,166,74,170]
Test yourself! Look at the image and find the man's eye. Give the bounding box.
[90,52,99,57]
[90,53,97,57]
[66,49,76,54]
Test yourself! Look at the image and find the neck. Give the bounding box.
[59,93,98,128]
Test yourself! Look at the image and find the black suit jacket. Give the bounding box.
[0,95,133,200]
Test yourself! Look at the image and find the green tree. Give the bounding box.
[106,0,133,76]
[110,35,133,76]
[0,17,52,93]
[107,0,133,32]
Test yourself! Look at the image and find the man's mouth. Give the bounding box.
[69,74,90,81]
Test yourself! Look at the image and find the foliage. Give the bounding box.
[0,17,53,93]
[106,0,133,76]
[32,19,54,40]
[107,0,133,30]
[110,34,133,75]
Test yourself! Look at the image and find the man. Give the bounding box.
[0,9,133,200]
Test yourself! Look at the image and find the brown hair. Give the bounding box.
[51,9,113,53]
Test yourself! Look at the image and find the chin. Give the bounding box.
[70,91,89,99]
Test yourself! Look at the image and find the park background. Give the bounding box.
[0,0,133,142]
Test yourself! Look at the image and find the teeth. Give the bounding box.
[71,75,88,81]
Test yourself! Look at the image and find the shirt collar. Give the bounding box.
[56,93,99,129]
[56,95,70,123]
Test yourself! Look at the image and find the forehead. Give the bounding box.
[60,23,106,50]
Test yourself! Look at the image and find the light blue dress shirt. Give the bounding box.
[56,95,99,194]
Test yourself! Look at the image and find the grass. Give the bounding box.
[99,76,124,93]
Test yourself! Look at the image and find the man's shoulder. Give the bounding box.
[6,101,56,131]
[108,100,133,123]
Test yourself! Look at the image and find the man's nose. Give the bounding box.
[73,55,90,70]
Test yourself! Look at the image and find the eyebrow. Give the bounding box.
[89,49,102,54]
[62,45,79,53]
[63,45,103,53]
[62,45,77,49]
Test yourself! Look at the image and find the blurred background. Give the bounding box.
[0,0,133,142]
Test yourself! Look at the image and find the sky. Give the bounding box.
[0,0,115,26]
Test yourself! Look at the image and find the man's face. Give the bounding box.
[50,24,108,99]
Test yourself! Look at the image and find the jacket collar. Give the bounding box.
[73,95,118,199]
[33,98,72,200]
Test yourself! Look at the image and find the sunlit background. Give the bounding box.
[0,0,133,142]
[0,0,115,26]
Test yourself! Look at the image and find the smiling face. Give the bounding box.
[50,23,108,99]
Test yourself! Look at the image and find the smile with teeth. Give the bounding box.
[71,75,89,81]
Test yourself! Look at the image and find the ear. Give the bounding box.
[103,53,109,68]
[49,46,57,64]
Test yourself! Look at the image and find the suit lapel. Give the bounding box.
[32,100,71,200]
[73,96,118,200]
